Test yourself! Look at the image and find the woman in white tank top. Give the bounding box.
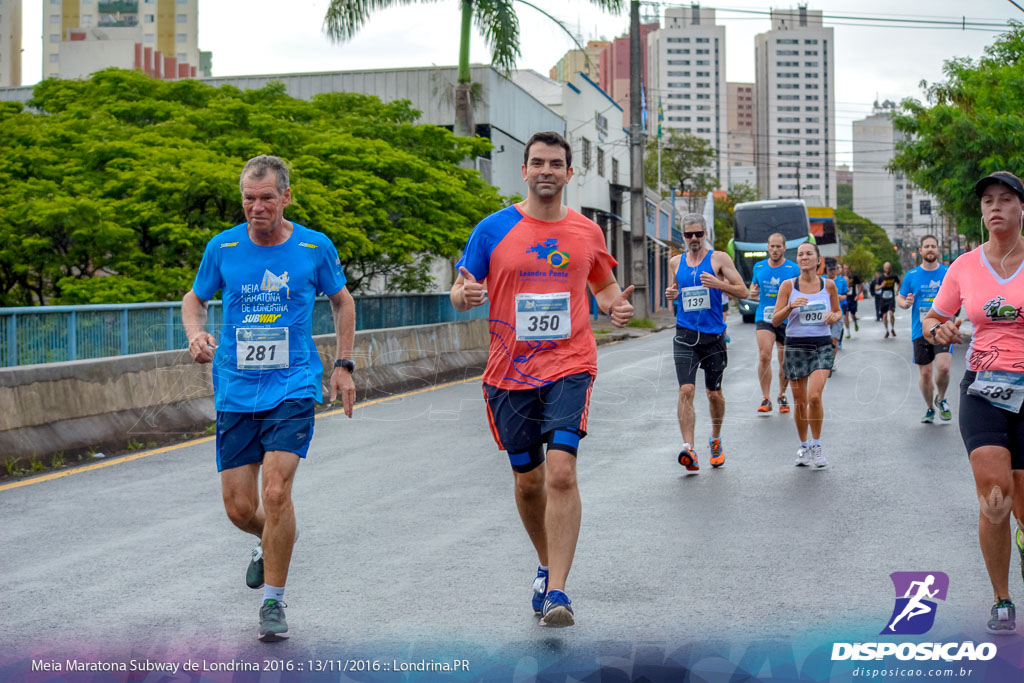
[771,242,842,468]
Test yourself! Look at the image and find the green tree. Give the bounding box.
[644,129,718,210]
[844,238,879,282]
[837,183,853,210]
[835,208,900,275]
[713,182,759,251]
[0,69,504,306]
[891,23,1024,241]
[324,0,625,138]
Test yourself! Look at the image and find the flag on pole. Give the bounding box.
[657,96,663,139]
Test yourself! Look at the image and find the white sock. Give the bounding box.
[810,438,821,447]
[682,442,691,451]
[263,585,285,603]
[801,441,809,449]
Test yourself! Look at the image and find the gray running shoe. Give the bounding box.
[986,599,1016,635]
[246,541,264,589]
[258,599,289,641]
[795,447,811,467]
[811,444,828,469]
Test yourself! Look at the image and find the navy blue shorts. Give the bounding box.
[483,372,594,473]
[216,398,317,472]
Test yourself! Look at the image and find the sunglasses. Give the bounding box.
[683,231,705,239]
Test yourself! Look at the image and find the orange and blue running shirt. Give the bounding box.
[932,247,1024,372]
[456,205,617,390]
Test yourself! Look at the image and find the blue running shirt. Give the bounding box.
[192,223,347,413]
[899,264,949,340]
[750,259,800,324]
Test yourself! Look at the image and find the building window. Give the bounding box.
[176,33,187,43]
[778,39,798,44]
[667,82,690,88]
[804,39,819,44]
[805,61,819,67]
[176,13,187,23]
[776,49,798,55]
[667,71,690,77]
[144,14,154,22]
[612,158,619,185]
[805,50,819,56]
[667,60,690,65]
[806,84,819,89]
[777,117,799,122]
[582,138,592,169]
[696,71,709,77]
[804,72,818,78]
[144,33,155,43]
[777,95,799,100]
[49,33,60,42]
[696,49,709,54]
[49,14,60,23]
[805,95,820,100]
[805,128,820,134]
[696,37,709,43]
[696,93,710,99]
[176,52,187,61]
[597,148,605,177]
[48,53,59,63]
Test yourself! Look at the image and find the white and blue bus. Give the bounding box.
[727,199,815,323]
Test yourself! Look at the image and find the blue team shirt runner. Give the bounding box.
[751,259,800,324]
[835,275,849,310]
[675,251,726,334]
[192,222,347,413]
[899,263,949,340]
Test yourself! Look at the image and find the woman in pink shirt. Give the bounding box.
[926,171,1024,635]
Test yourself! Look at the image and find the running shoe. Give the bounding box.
[539,590,574,627]
[532,566,548,614]
[757,398,772,413]
[855,321,859,332]
[892,329,896,337]
[938,398,952,422]
[778,395,790,413]
[1016,527,1024,586]
[247,541,264,589]
[678,448,699,471]
[258,599,289,641]
[846,331,851,339]
[795,447,811,467]
[884,330,890,339]
[921,408,935,424]
[725,335,731,344]
[709,438,725,468]
[986,599,1016,635]
[811,444,828,468]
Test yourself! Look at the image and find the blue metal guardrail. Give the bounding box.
[0,294,490,368]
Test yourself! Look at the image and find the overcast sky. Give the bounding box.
[18,1,1024,167]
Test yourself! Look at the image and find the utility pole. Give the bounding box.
[629,0,650,318]
[795,161,802,199]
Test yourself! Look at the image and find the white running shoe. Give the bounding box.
[795,447,811,467]
[811,444,828,468]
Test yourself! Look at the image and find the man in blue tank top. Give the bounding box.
[665,213,748,471]
[182,155,357,642]
[749,232,800,415]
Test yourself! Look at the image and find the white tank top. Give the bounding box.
[785,277,832,339]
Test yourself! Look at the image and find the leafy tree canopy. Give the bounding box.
[891,23,1024,241]
[0,69,503,306]
[836,208,899,276]
[713,182,760,252]
[644,129,718,208]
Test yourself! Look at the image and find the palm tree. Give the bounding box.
[324,1,626,139]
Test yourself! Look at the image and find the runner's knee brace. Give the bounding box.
[508,443,546,473]
[547,429,582,457]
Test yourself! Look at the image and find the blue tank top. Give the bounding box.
[675,250,726,334]
[784,276,833,340]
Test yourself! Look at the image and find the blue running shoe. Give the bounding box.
[921,408,935,424]
[532,566,548,614]
[539,589,574,627]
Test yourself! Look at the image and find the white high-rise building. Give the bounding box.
[0,0,22,86]
[42,0,199,81]
[646,5,727,189]
[754,7,836,207]
[853,110,940,246]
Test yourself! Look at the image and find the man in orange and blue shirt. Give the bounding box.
[450,131,634,628]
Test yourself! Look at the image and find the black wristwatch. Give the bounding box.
[334,359,355,373]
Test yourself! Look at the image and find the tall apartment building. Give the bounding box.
[598,21,657,126]
[43,0,199,80]
[646,5,727,188]
[549,40,609,84]
[0,0,21,86]
[853,110,939,246]
[726,81,755,189]
[754,7,836,207]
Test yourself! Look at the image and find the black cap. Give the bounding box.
[825,257,838,270]
[974,171,1024,202]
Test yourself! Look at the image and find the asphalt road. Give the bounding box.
[2,308,1022,679]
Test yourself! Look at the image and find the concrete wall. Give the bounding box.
[1,319,490,463]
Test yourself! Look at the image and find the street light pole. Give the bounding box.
[629,0,650,318]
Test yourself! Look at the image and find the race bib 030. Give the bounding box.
[799,302,827,326]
